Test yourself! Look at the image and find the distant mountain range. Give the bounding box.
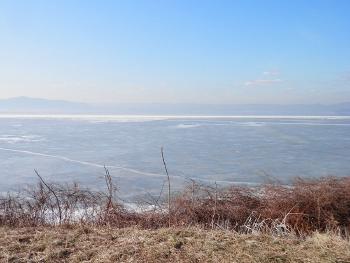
[1,96,350,115]
[0,97,93,113]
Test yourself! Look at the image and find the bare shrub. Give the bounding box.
[1,174,349,236]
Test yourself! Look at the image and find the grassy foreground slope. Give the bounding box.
[1,226,349,263]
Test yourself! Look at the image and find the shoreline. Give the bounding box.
[0,114,350,120]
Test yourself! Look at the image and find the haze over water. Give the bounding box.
[0,115,349,200]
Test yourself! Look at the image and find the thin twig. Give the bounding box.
[34,169,62,225]
[161,147,171,227]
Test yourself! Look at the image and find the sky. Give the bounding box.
[0,0,350,104]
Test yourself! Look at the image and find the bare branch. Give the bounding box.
[161,147,171,227]
[34,169,62,225]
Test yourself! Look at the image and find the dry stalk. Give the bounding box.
[161,147,171,227]
[34,169,62,225]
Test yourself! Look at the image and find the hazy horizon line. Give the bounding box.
[1,96,350,106]
[0,114,349,120]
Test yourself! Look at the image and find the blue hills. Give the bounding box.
[0,96,350,115]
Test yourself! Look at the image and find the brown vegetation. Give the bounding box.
[1,172,350,236]
[1,226,349,262]
[1,172,350,262]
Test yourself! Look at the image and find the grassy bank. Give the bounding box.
[1,175,350,262]
[1,226,350,263]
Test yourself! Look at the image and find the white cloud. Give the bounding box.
[263,70,280,76]
[244,79,282,86]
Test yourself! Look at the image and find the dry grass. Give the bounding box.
[0,226,349,263]
[168,176,350,234]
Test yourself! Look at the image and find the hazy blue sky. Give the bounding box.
[0,0,350,104]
